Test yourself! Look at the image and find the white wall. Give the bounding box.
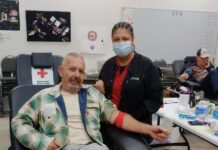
[1,0,218,71]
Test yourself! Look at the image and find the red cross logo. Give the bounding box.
[88,31,97,41]
[37,69,48,78]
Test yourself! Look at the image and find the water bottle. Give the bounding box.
[213,106,218,120]
[195,100,209,121]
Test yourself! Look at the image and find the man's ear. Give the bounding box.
[58,65,63,77]
[84,72,87,79]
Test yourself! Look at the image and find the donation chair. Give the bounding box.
[169,57,203,103]
[171,57,201,92]
[16,53,63,85]
[0,80,2,117]
[153,58,174,87]
[9,85,145,150]
[1,55,17,98]
[9,85,51,150]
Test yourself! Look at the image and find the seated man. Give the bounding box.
[11,53,169,150]
[180,48,218,98]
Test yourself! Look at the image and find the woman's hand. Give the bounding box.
[95,80,105,94]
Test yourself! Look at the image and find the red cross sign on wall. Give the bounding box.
[37,69,48,78]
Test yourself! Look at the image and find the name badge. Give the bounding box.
[42,103,56,119]
[131,77,140,81]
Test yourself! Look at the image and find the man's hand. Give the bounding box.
[179,73,189,82]
[109,111,170,142]
[95,80,105,94]
[147,125,170,142]
[47,139,62,150]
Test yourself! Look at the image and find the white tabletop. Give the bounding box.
[157,98,218,147]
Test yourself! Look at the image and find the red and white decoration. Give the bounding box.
[32,68,54,85]
[76,26,110,54]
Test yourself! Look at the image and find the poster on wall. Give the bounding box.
[26,10,71,42]
[0,0,20,30]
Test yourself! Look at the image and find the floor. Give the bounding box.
[0,113,217,150]
[153,132,218,150]
[0,114,11,150]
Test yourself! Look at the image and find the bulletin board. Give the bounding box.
[122,8,218,63]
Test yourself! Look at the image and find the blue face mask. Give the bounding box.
[113,41,132,57]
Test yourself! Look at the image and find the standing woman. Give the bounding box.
[95,22,163,150]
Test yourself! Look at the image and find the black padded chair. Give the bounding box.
[0,80,3,117]
[171,60,184,78]
[1,55,17,98]
[153,58,167,67]
[9,85,51,150]
[153,58,174,87]
[153,58,167,77]
[171,58,201,90]
[16,53,63,85]
[169,58,201,100]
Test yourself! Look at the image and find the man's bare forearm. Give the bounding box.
[109,110,150,135]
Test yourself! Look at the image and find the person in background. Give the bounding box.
[95,22,163,149]
[11,53,169,150]
[180,48,218,99]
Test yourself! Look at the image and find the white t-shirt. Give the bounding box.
[61,90,92,145]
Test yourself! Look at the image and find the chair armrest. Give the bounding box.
[185,80,200,88]
[175,75,201,88]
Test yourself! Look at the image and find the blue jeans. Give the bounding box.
[101,124,152,150]
[200,68,218,98]
[62,143,108,150]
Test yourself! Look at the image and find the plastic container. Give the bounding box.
[195,100,209,120]
[179,93,190,107]
[179,86,191,108]
[213,106,218,120]
[194,90,204,101]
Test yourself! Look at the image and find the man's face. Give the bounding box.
[58,56,85,94]
[197,56,209,68]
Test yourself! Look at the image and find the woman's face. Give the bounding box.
[112,28,134,43]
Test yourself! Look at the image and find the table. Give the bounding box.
[154,98,218,149]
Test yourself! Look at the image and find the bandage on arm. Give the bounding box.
[114,111,126,128]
